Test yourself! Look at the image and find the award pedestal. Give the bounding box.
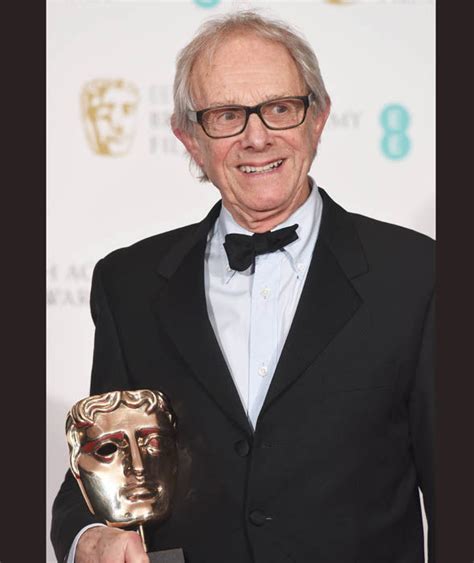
[148,548,185,562]
[138,526,185,562]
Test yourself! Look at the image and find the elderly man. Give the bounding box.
[51,11,434,563]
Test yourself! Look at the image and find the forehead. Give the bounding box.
[84,404,162,440]
[190,33,306,107]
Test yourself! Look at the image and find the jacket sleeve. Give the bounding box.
[409,291,435,562]
[50,258,131,562]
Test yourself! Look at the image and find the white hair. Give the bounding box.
[172,10,330,182]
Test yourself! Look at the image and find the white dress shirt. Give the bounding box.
[204,179,322,429]
[67,178,323,561]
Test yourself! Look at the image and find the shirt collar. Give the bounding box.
[212,176,323,283]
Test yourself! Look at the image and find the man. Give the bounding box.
[52,10,434,563]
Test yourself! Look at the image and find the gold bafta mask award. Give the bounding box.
[81,78,139,156]
[66,389,184,562]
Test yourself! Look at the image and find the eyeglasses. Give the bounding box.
[187,93,315,139]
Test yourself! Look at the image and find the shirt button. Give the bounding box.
[249,509,269,527]
[234,439,250,457]
[296,262,304,272]
[258,366,268,377]
[260,287,271,299]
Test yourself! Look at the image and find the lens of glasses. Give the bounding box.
[260,98,306,128]
[202,107,247,137]
[201,97,307,138]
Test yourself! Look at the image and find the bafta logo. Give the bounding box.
[81,79,140,156]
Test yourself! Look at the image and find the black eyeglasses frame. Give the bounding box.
[187,92,316,139]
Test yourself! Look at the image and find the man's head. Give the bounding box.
[171,11,330,231]
[66,390,177,527]
[81,79,139,156]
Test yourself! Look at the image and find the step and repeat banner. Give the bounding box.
[47,0,434,560]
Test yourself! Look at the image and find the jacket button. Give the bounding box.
[249,509,268,526]
[234,439,250,457]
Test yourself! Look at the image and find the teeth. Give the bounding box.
[239,159,283,174]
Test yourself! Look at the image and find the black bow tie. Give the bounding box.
[224,224,299,272]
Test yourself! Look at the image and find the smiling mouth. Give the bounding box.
[238,159,284,174]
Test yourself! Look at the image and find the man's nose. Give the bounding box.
[241,113,272,150]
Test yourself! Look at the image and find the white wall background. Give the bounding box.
[47,1,434,561]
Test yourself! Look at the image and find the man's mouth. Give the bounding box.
[238,159,284,174]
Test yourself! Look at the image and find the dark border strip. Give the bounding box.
[436,1,474,562]
[0,1,46,562]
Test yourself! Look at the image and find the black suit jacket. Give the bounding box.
[51,189,435,563]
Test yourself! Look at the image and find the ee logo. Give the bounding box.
[380,104,411,160]
[193,0,221,7]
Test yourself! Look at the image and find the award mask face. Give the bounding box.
[81,79,139,156]
[66,390,177,527]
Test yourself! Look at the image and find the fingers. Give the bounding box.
[76,526,149,563]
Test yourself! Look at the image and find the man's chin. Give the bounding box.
[241,195,299,220]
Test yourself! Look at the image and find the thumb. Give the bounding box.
[123,531,150,563]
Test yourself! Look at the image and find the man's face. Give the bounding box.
[76,404,177,526]
[175,34,329,229]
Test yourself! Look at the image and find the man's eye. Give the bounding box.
[272,103,290,114]
[95,442,118,457]
[217,110,238,122]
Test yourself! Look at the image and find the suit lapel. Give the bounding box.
[152,203,253,435]
[260,188,369,415]
[152,189,368,432]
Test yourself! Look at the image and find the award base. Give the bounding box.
[148,548,185,562]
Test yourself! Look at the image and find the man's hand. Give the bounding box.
[76,526,150,563]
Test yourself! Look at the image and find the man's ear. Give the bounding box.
[314,97,331,136]
[171,114,204,167]
[310,96,331,152]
